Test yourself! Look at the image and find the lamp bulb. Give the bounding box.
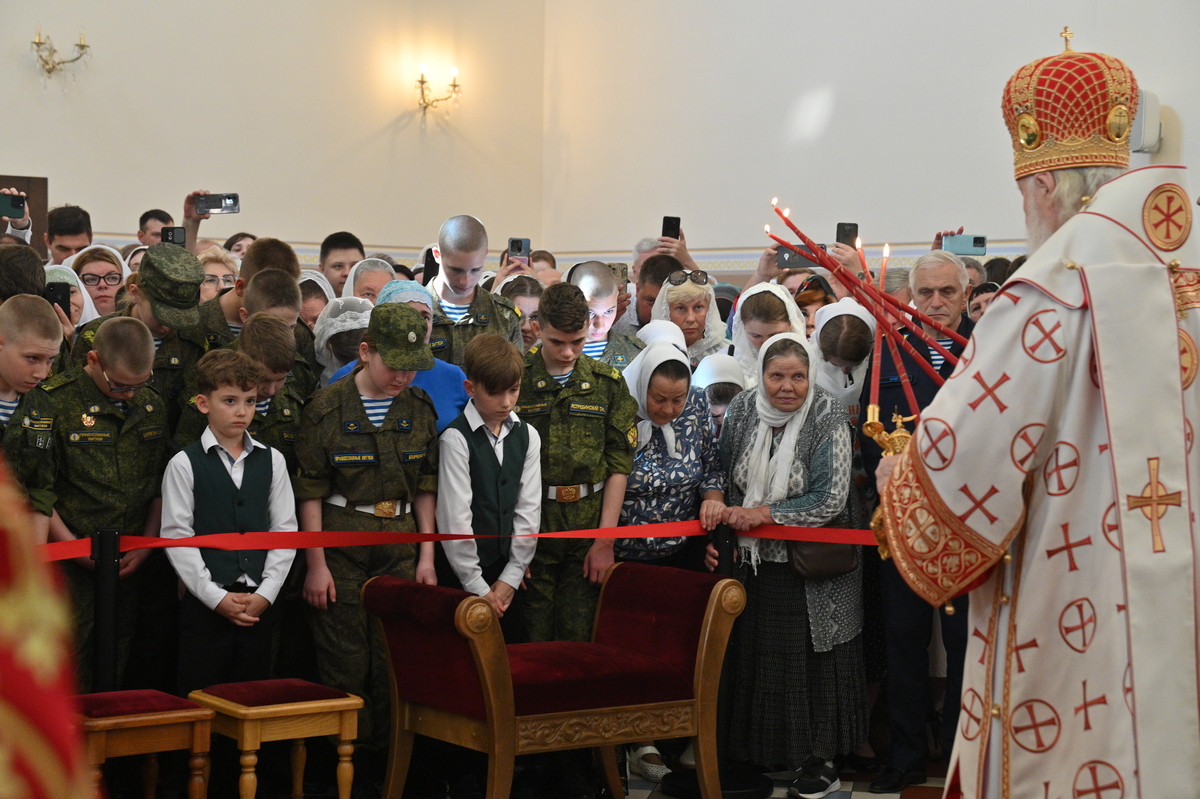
[419,63,428,76]
[450,66,458,78]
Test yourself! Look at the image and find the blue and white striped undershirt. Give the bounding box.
[582,340,607,359]
[360,395,394,428]
[0,398,18,426]
[441,301,470,323]
[551,371,572,386]
[112,399,128,414]
[929,338,953,371]
[227,323,243,337]
[152,336,164,351]
[256,397,272,416]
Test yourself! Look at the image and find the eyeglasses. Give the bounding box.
[202,274,237,288]
[665,270,709,286]
[102,367,153,395]
[80,273,123,287]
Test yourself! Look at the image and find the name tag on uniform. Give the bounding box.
[22,416,53,432]
[569,401,606,417]
[517,401,550,415]
[402,449,427,462]
[332,452,377,465]
[430,337,448,351]
[282,430,298,442]
[68,431,113,444]
[141,425,166,441]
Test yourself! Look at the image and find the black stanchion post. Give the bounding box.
[92,528,121,693]
[714,523,736,577]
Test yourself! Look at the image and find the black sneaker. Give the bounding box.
[789,759,841,799]
[869,767,927,794]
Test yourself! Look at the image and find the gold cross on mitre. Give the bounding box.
[1127,457,1182,553]
[1060,26,1075,52]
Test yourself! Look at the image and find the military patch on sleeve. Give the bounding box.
[627,425,638,448]
[430,338,448,351]
[331,452,377,465]
[22,417,53,432]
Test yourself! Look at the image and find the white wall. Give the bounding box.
[3,1,1196,262]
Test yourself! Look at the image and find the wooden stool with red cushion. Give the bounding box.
[188,678,363,799]
[78,689,214,799]
[363,561,745,799]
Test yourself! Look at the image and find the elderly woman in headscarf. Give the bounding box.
[375,279,468,433]
[65,245,129,317]
[342,258,396,304]
[730,283,807,388]
[649,269,730,366]
[299,269,336,331]
[314,297,374,386]
[706,332,866,797]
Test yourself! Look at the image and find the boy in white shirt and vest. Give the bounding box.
[161,348,297,695]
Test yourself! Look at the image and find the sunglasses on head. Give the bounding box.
[666,270,708,286]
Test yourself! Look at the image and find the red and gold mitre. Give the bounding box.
[1002,28,1138,179]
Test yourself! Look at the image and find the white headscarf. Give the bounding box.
[621,340,692,459]
[730,283,806,389]
[737,332,818,566]
[125,245,149,272]
[649,274,729,363]
[300,269,336,303]
[313,296,374,383]
[61,245,129,323]
[45,265,96,327]
[340,258,396,300]
[811,297,876,414]
[636,319,687,352]
[692,353,744,390]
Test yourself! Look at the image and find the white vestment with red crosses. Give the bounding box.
[878,165,1200,799]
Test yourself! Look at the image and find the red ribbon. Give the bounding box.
[37,520,876,562]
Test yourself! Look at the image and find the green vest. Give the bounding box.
[183,440,271,587]
[447,414,529,568]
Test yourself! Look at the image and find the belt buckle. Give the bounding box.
[374,500,397,518]
[556,485,579,503]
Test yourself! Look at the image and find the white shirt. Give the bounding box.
[436,401,541,597]
[161,427,297,610]
[4,222,31,244]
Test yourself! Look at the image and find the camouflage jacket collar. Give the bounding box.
[525,350,601,398]
[431,288,500,328]
[330,366,418,433]
[76,369,159,424]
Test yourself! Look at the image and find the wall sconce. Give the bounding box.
[32,27,90,77]
[417,64,461,114]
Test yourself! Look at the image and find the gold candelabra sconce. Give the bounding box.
[32,27,90,78]
[417,64,461,114]
[862,405,914,456]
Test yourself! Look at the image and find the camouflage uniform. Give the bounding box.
[516,349,637,642]
[429,290,523,367]
[195,294,238,351]
[173,379,306,473]
[293,321,321,393]
[3,370,170,692]
[595,331,645,373]
[196,294,319,399]
[72,312,207,434]
[293,367,439,749]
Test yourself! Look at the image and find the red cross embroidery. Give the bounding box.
[1123,664,1134,714]
[972,626,992,665]
[1151,191,1187,239]
[1074,680,1108,731]
[960,689,985,740]
[1023,310,1067,363]
[1009,699,1061,753]
[995,289,1021,305]
[1073,761,1123,799]
[958,484,1000,525]
[1043,442,1081,496]
[1187,418,1195,455]
[1046,523,1092,572]
[905,512,942,555]
[1010,423,1046,473]
[1101,503,1121,551]
[1013,636,1039,673]
[1059,598,1097,653]
[968,372,1011,413]
[919,419,956,471]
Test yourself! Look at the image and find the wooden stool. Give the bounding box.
[189,678,363,799]
[78,689,214,799]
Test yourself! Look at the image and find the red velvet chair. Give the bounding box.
[362,561,745,799]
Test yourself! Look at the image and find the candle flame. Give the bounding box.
[450,66,458,79]
[764,224,771,233]
[783,208,790,217]
[855,236,863,250]
[771,197,778,207]
[420,63,428,75]
[883,243,890,257]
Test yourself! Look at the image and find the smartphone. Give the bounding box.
[608,262,629,285]
[662,216,681,240]
[942,234,988,256]
[836,222,859,247]
[0,194,25,218]
[43,283,71,320]
[422,247,439,285]
[194,193,240,215]
[161,227,187,247]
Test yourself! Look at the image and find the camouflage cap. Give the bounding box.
[367,303,434,371]
[138,243,204,331]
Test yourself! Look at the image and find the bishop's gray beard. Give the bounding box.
[1025,206,1057,254]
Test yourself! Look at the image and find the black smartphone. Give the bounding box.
[194,193,240,215]
[836,222,859,247]
[662,216,681,240]
[0,194,25,218]
[422,247,439,285]
[43,283,71,320]
[161,227,187,247]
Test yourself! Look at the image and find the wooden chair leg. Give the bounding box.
[382,725,412,799]
[188,752,209,799]
[141,753,159,799]
[598,746,624,798]
[90,764,104,799]
[336,740,354,799]
[692,733,721,799]
[291,739,307,799]
[239,748,258,799]
[483,748,515,799]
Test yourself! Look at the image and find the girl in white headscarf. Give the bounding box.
[44,265,90,327]
[341,258,396,303]
[313,297,374,385]
[708,332,865,790]
[649,270,730,365]
[64,245,130,317]
[730,283,806,388]
[299,269,336,331]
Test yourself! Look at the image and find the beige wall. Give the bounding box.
[4,1,1196,260]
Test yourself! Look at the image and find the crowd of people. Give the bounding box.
[1,190,1011,799]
